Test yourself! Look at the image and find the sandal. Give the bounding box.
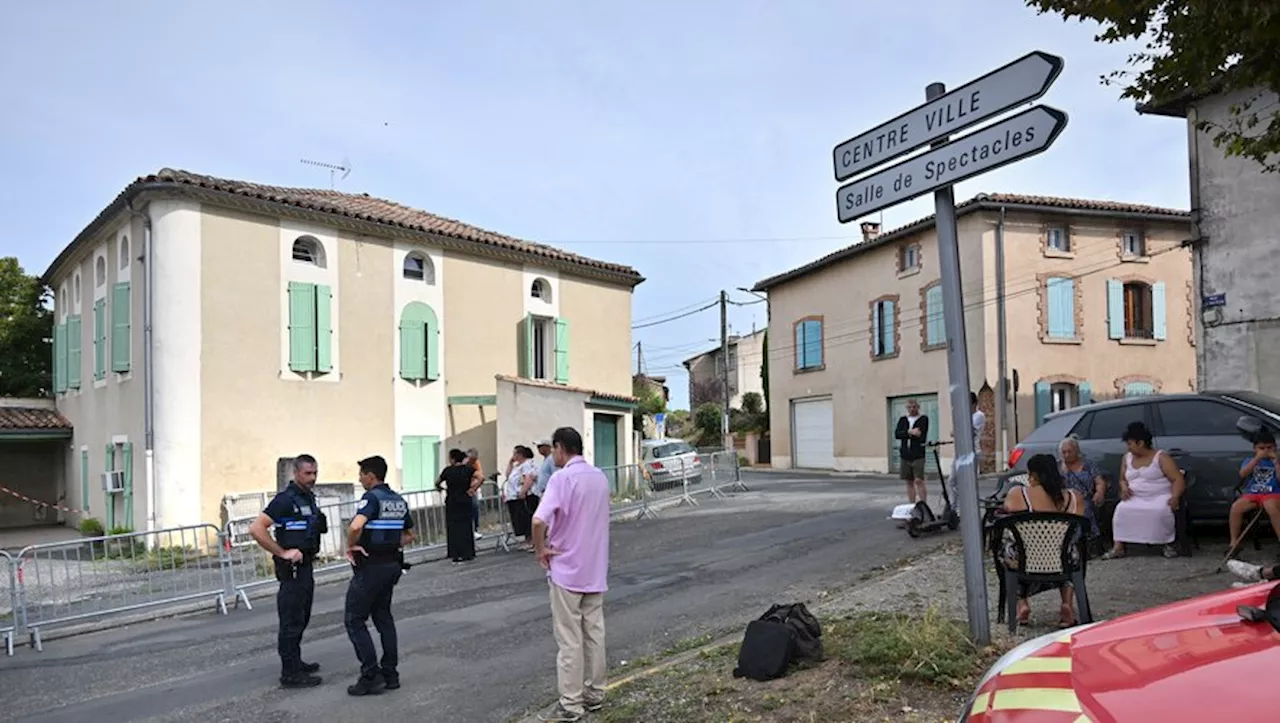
[1016,601,1031,625]
[1099,549,1125,560]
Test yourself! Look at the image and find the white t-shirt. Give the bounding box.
[504,460,537,499]
[971,410,987,449]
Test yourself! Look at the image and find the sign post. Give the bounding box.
[828,51,1067,647]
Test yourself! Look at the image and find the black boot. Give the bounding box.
[280,672,323,689]
[383,669,400,690]
[300,661,321,673]
[347,673,386,696]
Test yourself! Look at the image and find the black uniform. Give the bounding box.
[262,482,327,680]
[345,483,414,688]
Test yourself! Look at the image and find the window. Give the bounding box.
[794,318,823,370]
[1046,226,1070,252]
[1157,400,1242,436]
[899,244,920,272]
[1123,282,1153,339]
[287,281,334,373]
[403,253,435,284]
[1121,230,1146,257]
[924,284,945,347]
[398,301,440,382]
[530,278,552,301]
[650,441,695,459]
[95,256,106,288]
[521,314,568,383]
[119,236,130,270]
[1051,383,1077,412]
[1083,405,1147,440]
[1045,276,1076,339]
[291,236,326,267]
[1124,381,1155,397]
[73,274,81,307]
[872,299,896,358]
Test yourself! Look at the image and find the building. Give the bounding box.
[0,399,72,530]
[681,328,767,410]
[41,169,642,532]
[1138,86,1280,393]
[632,373,670,403]
[753,193,1193,473]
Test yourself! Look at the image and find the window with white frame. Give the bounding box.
[899,244,920,272]
[73,273,81,307]
[1046,226,1069,252]
[119,236,130,270]
[1121,230,1146,257]
[872,299,896,358]
[403,253,435,284]
[95,256,106,288]
[292,236,326,267]
[1050,382,1078,412]
[531,278,551,301]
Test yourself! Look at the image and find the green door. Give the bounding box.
[593,414,619,487]
[887,394,940,474]
[400,435,440,492]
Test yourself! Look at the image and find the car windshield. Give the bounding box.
[651,442,695,458]
[1220,391,1280,420]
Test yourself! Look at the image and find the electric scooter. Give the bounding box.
[901,440,960,538]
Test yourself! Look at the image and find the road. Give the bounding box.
[0,472,946,722]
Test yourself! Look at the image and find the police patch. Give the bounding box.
[358,498,370,510]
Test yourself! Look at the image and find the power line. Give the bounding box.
[631,295,719,325]
[630,300,719,330]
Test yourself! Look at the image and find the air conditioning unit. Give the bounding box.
[101,470,125,493]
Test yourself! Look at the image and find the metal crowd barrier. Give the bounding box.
[1,550,15,656]
[602,449,748,521]
[14,524,229,652]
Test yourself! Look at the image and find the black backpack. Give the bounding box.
[732,603,824,681]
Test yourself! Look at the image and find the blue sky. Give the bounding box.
[0,1,1188,410]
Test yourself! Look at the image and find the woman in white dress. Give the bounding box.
[1102,421,1187,560]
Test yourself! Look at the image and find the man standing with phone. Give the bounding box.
[893,400,929,504]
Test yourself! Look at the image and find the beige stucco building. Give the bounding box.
[753,193,1194,473]
[682,328,767,410]
[40,169,641,532]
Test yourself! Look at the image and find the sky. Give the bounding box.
[0,1,1190,410]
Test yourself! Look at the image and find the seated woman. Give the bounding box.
[1102,421,1187,560]
[1002,453,1086,627]
[1059,434,1106,548]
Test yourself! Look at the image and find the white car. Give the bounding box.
[640,438,703,490]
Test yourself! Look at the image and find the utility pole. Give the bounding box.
[995,207,1008,470]
[720,290,731,450]
[636,341,643,376]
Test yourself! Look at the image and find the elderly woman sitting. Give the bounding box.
[1058,435,1107,547]
[1101,421,1188,560]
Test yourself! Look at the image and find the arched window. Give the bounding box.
[95,256,106,287]
[73,274,81,306]
[530,278,551,301]
[398,301,440,382]
[292,236,326,267]
[403,253,435,284]
[119,236,130,270]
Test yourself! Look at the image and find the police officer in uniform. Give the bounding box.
[249,453,328,688]
[344,455,414,696]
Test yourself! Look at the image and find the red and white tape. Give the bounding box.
[0,485,81,515]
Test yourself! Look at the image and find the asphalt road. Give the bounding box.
[0,472,945,723]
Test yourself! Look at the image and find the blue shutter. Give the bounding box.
[1106,279,1124,340]
[872,306,882,356]
[804,320,822,367]
[1125,381,1155,397]
[1047,277,1075,338]
[794,322,805,368]
[1034,381,1051,428]
[926,285,944,345]
[884,301,895,355]
[1152,281,1167,341]
[1078,381,1092,406]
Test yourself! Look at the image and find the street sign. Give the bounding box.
[832,51,1063,181]
[654,412,666,439]
[836,105,1068,223]
[1203,293,1226,308]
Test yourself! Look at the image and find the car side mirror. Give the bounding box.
[1237,415,1264,440]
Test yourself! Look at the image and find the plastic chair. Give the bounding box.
[992,512,1093,634]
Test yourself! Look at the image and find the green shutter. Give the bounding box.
[54,323,67,394]
[67,316,82,389]
[399,317,427,380]
[122,442,134,529]
[401,436,423,491]
[425,311,440,382]
[1034,381,1051,428]
[287,282,317,372]
[80,449,89,512]
[554,317,570,384]
[315,284,333,373]
[105,444,115,472]
[111,282,131,372]
[93,300,106,380]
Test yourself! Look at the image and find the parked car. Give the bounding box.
[959,581,1280,721]
[640,438,703,490]
[994,390,1280,534]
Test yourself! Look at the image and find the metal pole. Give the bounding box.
[995,206,1008,470]
[927,81,990,645]
[720,290,731,451]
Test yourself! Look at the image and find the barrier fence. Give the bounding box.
[0,454,746,655]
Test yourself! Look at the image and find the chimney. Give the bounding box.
[860,221,881,242]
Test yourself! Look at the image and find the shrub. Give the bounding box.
[79,517,105,537]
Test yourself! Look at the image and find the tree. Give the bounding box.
[692,402,723,448]
[1027,0,1280,171]
[632,377,667,432]
[731,391,768,435]
[688,377,723,409]
[0,257,53,398]
[759,329,770,430]
[665,409,692,439]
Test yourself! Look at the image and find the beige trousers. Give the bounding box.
[549,581,606,714]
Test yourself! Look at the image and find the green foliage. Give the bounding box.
[692,402,723,447]
[730,392,768,435]
[664,409,692,439]
[78,517,105,537]
[0,257,53,397]
[827,609,981,687]
[1027,0,1280,172]
[632,377,667,432]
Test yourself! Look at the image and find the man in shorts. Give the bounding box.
[893,399,929,504]
[1228,428,1280,555]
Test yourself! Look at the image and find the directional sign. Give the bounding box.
[832,51,1064,182]
[836,105,1068,223]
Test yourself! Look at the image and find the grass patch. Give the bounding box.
[827,608,982,687]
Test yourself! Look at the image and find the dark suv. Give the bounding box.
[999,390,1280,533]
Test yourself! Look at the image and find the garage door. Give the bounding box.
[792,398,835,469]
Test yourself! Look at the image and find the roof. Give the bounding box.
[681,328,767,366]
[752,192,1191,291]
[43,168,644,287]
[495,374,637,405]
[0,405,72,432]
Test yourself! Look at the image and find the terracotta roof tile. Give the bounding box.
[753,192,1190,290]
[0,406,73,431]
[495,375,637,404]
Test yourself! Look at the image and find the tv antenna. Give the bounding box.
[300,158,351,188]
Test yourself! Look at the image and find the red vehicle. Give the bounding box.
[961,581,1280,722]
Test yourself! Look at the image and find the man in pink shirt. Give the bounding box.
[531,426,610,722]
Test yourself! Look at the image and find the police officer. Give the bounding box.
[344,455,414,696]
[249,453,328,689]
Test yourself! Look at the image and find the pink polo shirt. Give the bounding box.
[532,455,610,594]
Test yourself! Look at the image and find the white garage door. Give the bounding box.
[792,398,835,469]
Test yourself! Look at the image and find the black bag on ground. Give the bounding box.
[732,602,824,681]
